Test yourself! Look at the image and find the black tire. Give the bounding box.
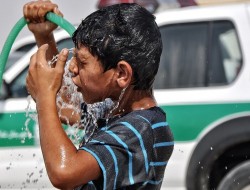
[186,116,250,190]
[217,160,250,190]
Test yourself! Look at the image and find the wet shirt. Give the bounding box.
[77,107,174,190]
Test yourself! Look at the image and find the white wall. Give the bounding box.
[0,0,99,51]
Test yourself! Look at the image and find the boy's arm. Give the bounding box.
[23,0,62,60]
[27,44,101,189]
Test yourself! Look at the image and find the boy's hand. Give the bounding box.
[23,0,63,37]
[26,44,68,102]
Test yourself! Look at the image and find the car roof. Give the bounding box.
[155,2,250,26]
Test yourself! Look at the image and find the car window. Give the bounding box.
[9,67,29,98]
[57,38,74,51]
[155,22,208,89]
[209,21,242,85]
[15,42,36,52]
[0,81,8,99]
[5,52,25,72]
[154,20,242,89]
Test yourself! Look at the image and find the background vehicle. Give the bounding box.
[1,2,250,190]
[156,2,250,190]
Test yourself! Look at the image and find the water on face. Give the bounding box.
[55,49,84,145]
[24,48,122,146]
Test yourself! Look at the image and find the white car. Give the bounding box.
[1,2,250,190]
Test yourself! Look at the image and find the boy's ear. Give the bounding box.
[115,60,132,88]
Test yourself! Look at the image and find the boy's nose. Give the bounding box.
[69,58,78,76]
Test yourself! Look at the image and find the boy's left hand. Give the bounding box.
[26,44,68,102]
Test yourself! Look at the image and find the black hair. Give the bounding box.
[72,3,162,90]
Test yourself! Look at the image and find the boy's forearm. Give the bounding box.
[36,97,99,188]
[36,97,77,177]
[34,33,58,61]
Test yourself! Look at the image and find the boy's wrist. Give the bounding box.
[34,33,55,46]
[34,33,59,60]
[36,93,56,109]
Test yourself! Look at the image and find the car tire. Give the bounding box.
[217,160,250,190]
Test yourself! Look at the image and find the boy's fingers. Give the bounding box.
[36,44,49,66]
[56,49,68,72]
[24,1,60,23]
[29,3,40,23]
[29,53,37,69]
[23,2,33,22]
[53,7,64,17]
[37,2,57,22]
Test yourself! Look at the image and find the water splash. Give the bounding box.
[23,95,37,143]
[24,48,122,146]
[25,48,84,145]
[105,87,127,125]
[81,98,115,144]
[48,48,74,67]
[79,87,126,144]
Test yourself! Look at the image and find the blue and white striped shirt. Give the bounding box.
[78,106,174,190]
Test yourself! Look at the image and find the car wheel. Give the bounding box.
[217,160,250,190]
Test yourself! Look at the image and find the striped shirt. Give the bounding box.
[78,106,174,190]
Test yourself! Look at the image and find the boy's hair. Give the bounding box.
[72,3,162,90]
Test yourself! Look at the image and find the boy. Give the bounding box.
[24,1,174,189]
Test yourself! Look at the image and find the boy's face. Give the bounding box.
[70,46,116,104]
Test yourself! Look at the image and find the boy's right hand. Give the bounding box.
[23,0,63,37]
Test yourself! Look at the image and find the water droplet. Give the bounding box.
[29,172,34,178]
[178,149,184,153]
[21,138,25,144]
[210,147,213,150]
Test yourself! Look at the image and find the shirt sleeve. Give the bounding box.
[79,118,154,190]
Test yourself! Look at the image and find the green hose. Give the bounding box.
[0,12,76,89]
